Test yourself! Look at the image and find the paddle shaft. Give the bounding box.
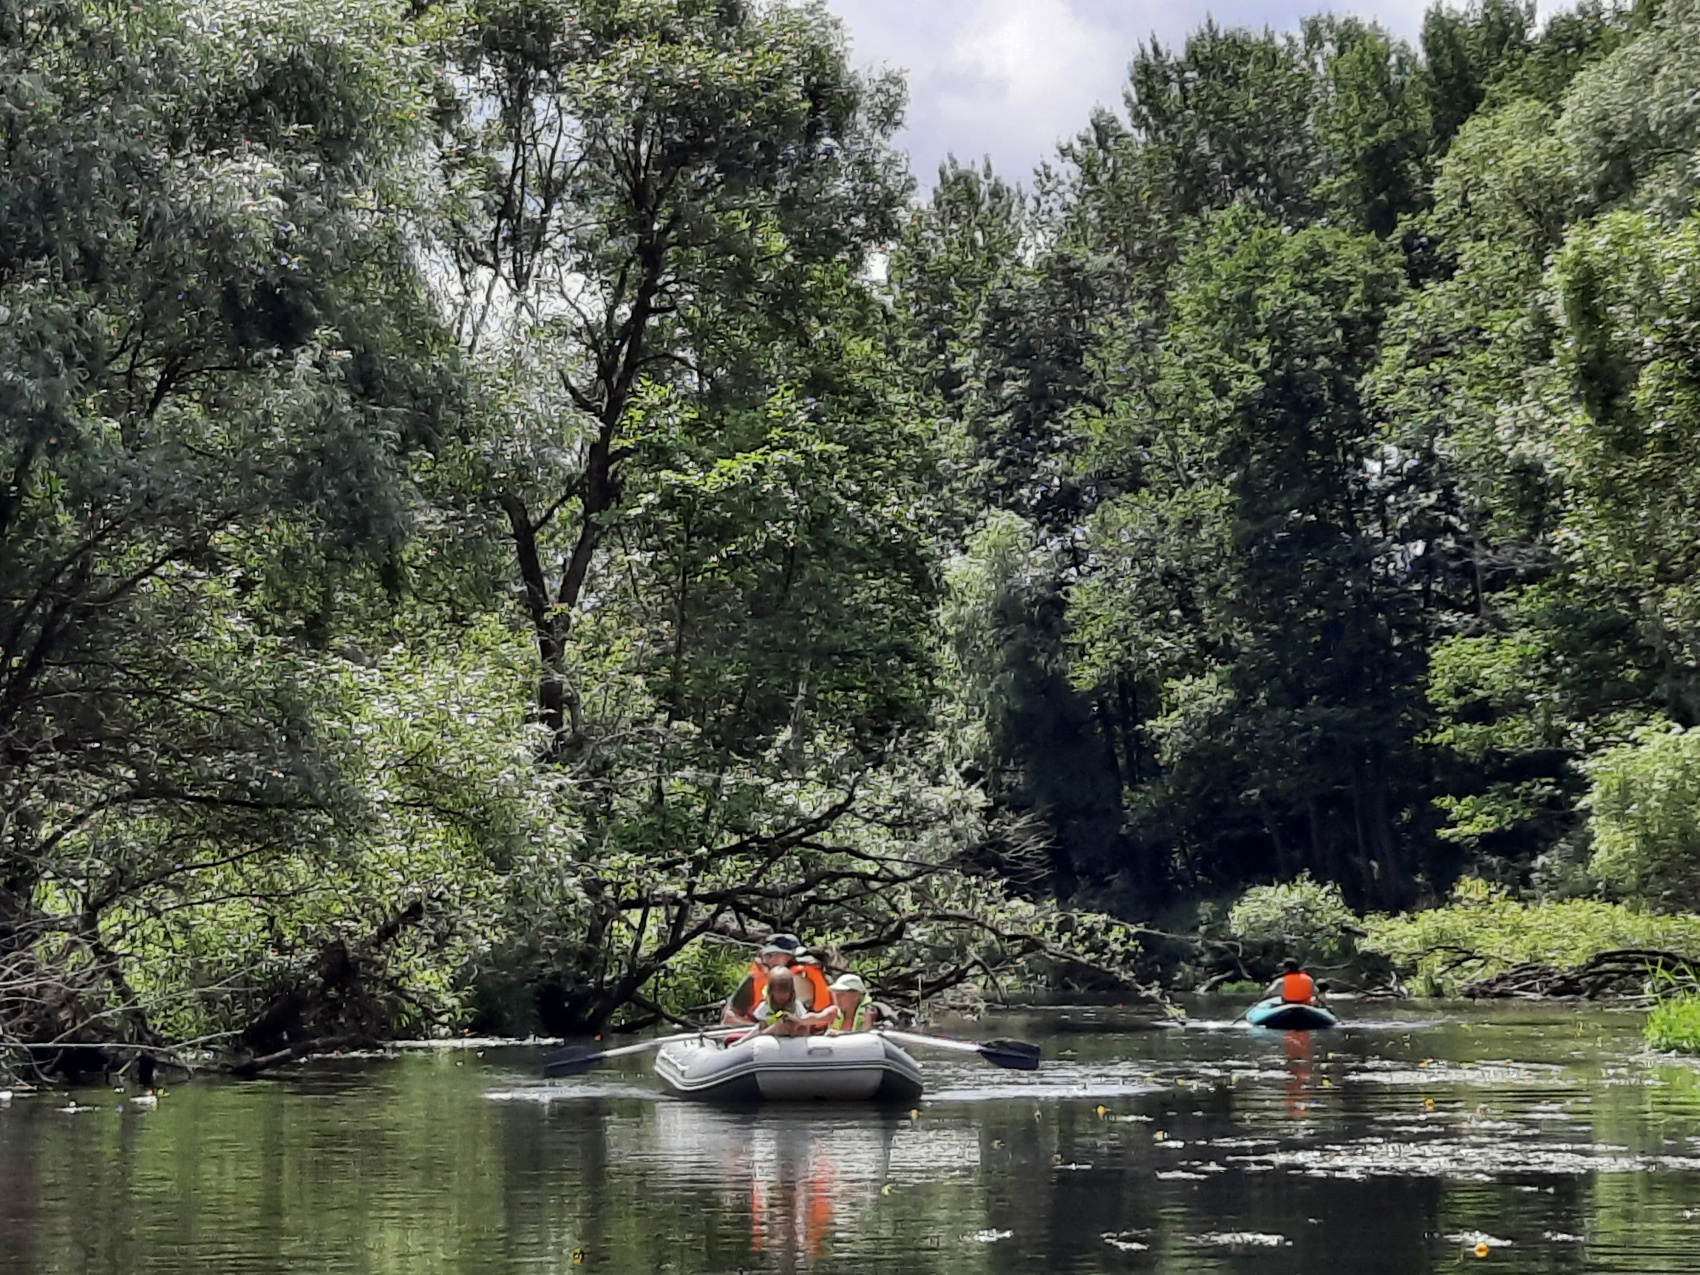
[876,1028,1042,1071]
[543,1027,738,1077]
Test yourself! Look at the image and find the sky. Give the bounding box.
[820,0,1560,184]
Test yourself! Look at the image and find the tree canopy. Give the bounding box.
[6,0,1700,1070]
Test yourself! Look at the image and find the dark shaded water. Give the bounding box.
[4,1001,1700,1273]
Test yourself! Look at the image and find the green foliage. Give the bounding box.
[1559,0,1700,216]
[1228,874,1359,959]
[1420,0,1534,146]
[1588,728,1700,909]
[0,0,471,1061]
[1362,879,1700,994]
[1646,993,1700,1053]
[18,0,1700,1062]
[1217,979,1264,996]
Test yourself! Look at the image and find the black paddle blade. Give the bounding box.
[981,1039,1042,1071]
[542,1046,605,1078]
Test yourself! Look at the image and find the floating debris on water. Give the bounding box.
[1102,1230,1151,1252]
[1234,1140,1700,1179]
[1183,1231,1290,1248]
[1542,1232,1586,1242]
[1156,1170,1207,1180]
[962,1229,1012,1243]
[1447,1232,1512,1249]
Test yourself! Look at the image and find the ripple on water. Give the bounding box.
[928,1058,1164,1102]
[484,1081,659,1103]
[1343,1057,1568,1087]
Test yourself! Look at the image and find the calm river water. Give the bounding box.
[4,1001,1700,1273]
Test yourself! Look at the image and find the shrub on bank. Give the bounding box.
[1362,879,1700,995]
[1227,873,1362,968]
[1646,994,1700,1053]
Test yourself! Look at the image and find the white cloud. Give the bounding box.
[823,0,1582,185]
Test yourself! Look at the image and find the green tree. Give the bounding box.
[432,0,909,756]
[0,0,472,1063]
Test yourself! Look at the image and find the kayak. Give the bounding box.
[1244,998,1339,1030]
[653,1030,925,1103]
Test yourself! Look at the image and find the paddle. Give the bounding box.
[542,1027,739,1078]
[876,1028,1043,1071]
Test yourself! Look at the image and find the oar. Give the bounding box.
[542,1027,739,1078]
[876,1028,1042,1071]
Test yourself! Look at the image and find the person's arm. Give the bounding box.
[797,1005,839,1033]
[862,1001,895,1031]
[1263,978,1283,1000]
[721,975,758,1026]
[759,1009,807,1036]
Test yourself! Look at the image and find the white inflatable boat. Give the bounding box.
[653,1031,925,1104]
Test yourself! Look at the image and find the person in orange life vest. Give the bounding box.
[789,950,834,1024]
[721,933,834,1026]
[721,934,805,1026]
[751,969,814,1036]
[1265,957,1324,1006]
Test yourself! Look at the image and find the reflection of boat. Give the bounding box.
[654,1032,925,1103]
[634,1102,943,1266]
[1246,999,1339,1030]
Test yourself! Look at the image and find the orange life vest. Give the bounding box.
[746,959,833,1025]
[1281,971,1316,1004]
[795,961,833,1018]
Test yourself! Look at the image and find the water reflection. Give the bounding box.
[641,1107,900,1270]
[1283,1029,1314,1115]
[5,1007,1700,1274]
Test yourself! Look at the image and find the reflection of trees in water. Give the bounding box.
[0,1108,32,1270]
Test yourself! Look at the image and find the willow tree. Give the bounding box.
[0,0,476,1068]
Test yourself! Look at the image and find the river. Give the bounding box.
[3,1001,1700,1273]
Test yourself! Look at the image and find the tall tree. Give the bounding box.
[0,0,463,1062]
[436,0,908,757]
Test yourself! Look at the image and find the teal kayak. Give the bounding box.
[1244,998,1339,1030]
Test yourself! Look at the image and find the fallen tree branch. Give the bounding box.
[1459,948,1700,1000]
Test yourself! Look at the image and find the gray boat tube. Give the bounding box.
[654,1031,925,1104]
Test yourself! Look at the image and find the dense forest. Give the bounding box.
[5,0,1700,1074]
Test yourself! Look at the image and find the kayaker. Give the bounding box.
[1265,958,1324,1006]
[752,969,812,1037]
[721,934,806,1026]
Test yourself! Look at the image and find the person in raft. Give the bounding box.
[790,948,834,1013]
[721,934,833,1026]
[1264,958,1325,1006]
[812,972,881,1034]
[751,969,814,1036]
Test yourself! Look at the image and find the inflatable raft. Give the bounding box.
[1245,998,1339,1030]
[654,1031,925,1104]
